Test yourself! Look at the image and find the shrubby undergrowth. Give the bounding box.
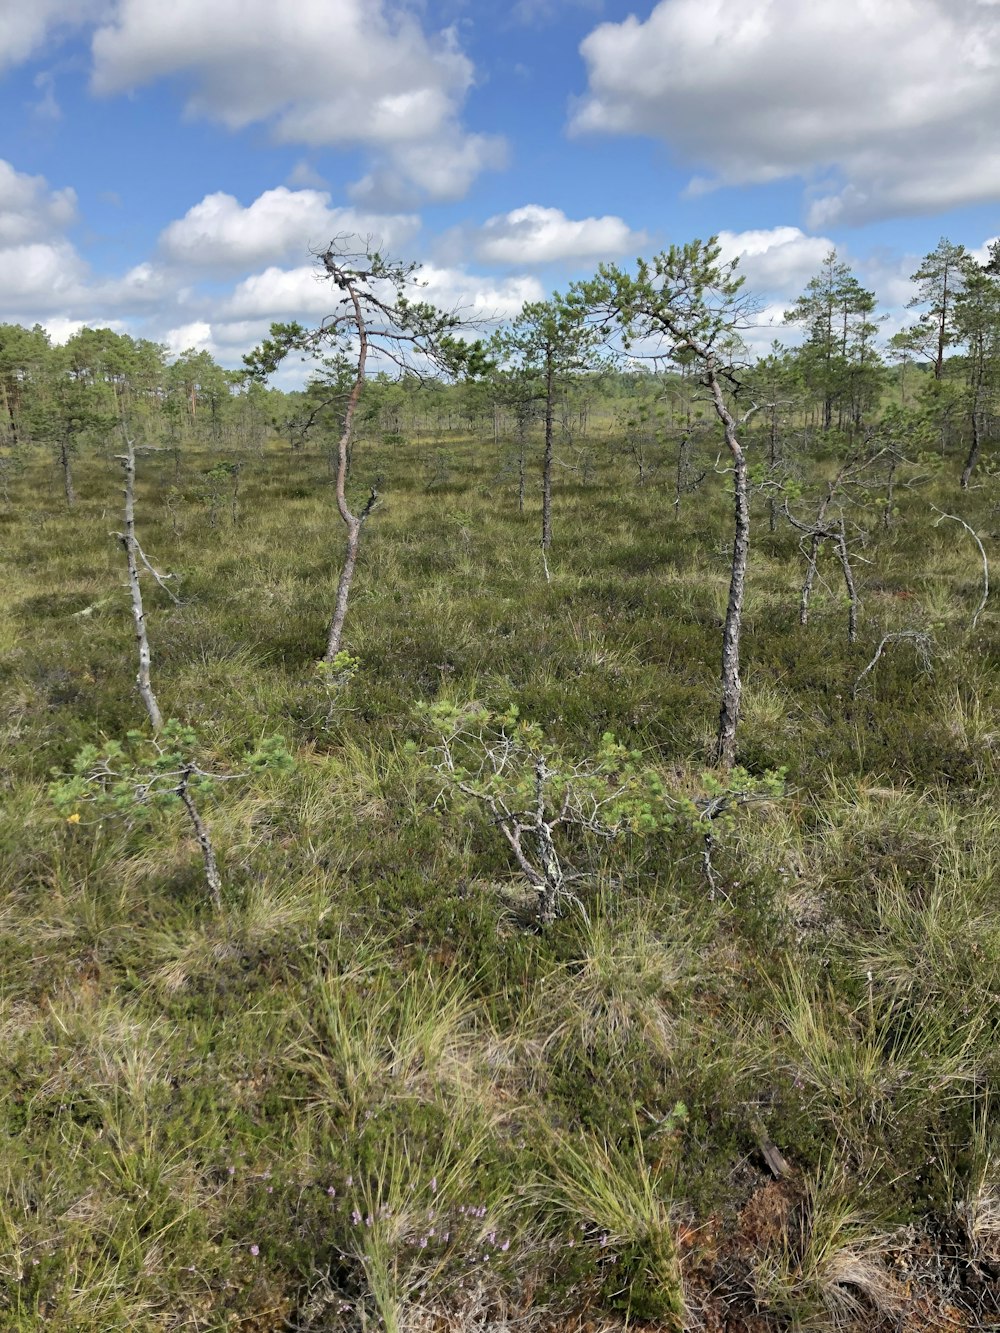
[1,423,999,1331]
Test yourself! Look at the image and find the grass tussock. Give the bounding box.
[1,427,1000,1329]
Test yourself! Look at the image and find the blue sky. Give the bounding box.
[1,0,998,371]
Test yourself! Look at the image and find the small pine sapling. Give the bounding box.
[50,722,294,911]
[415,701,689,926]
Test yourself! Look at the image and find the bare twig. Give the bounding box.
[931,506,989,629]
[134,537,182,605]
[853,631,934,696]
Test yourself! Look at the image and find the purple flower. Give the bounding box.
[327,1186,336,1197]
[250,1244,260,1257]
[351,1209,362,1225]
[500,1239,510,1253]
[430,1176,437,1193]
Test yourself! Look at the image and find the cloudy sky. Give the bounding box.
[1,0,998,369]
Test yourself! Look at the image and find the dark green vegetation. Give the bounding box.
[2,235,1000,1330]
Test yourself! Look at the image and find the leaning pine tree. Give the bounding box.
[244,237,487,662]
[580,240,760,769]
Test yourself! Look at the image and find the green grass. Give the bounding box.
[1,422,999,1329]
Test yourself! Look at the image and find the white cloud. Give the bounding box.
[475,204,646,265]
[573,0,1000,225]
[45,316,90,344]
[90,0,503,200]
[972,235,1000,266]
[348,132,508,208]
[0,241,87,311]
[223,259,544,327]
[0,0,106,73]
[224,265,332,321]
[417,265,545,322]
[159,187,419,270]
[0,159,77,246]
[715,227,836,298]
[163,320,213,357]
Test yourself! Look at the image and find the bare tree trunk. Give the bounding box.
[799,484,834,625]
[768,407,779,533]
[541,351,554,550]
[800,533,823,625]
[674,433,689,518]
[323,289,370,663]
[326,516,361,661]
[117,430,162,731]
[518,438,526,514]
[59,437,76,508]
[178,766,223,911]
[707,369,749,771]
[883,457,898,530]
[835,521,859,644]
[961,404,981,490]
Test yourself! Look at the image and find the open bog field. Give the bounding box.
[2,428,999,1331]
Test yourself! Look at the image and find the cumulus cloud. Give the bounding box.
[417,265,545,322]
[474,204,646,265]
[159,187,420,270]
[223,259,544,327]
[0,0,106,73]
[716,227,836,298]
[0,240,87,311]
[0,159,77,246]
[572,0,1000,225]
[162,320,214,357]
[90,0,503,200]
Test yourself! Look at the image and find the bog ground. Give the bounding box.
[2,423,1000,1331]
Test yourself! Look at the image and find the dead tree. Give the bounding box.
[115,427,162,730]
[784,502,861,644]
[244,238,483,662]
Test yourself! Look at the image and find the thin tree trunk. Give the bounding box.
[322,285,371,663]
[541,350,554,550]
[961,400,982,490]
[883,458,897,531]
[835,521,859,644]
[707,369,749,771]
[800,533,823,626]
[935,268,948,381]
[674,433,689,518]
[59,437,76,508]
[534,758,560,925]
[326,517,362,661]
[800,483,834,624]
[768,407,779,532]
[178,767,223,911]
[118,430,162,730]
